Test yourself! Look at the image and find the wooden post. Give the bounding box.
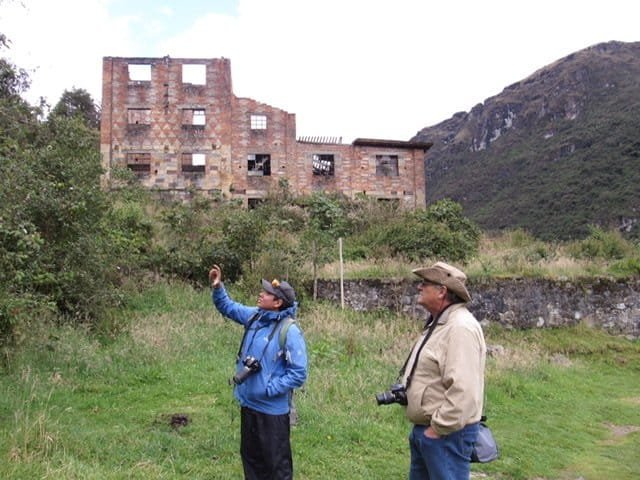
[339,237,344,309]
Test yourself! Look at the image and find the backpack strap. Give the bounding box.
[278,316,296,350]
[237,314,296,361]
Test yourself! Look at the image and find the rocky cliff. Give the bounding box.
[412,41,640,240]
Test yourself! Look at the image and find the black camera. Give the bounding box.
[375,383,407,406]
[232,356,261,385]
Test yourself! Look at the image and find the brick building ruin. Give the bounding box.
[100,56,432,207]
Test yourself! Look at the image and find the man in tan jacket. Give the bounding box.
[402,262,486,480]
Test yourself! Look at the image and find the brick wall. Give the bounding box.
[101,56,431,207]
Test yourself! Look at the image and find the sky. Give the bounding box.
[2,0,639,143]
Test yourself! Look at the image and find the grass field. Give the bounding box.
[1,281,639,479]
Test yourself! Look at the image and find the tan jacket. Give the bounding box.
[402,303,486,435]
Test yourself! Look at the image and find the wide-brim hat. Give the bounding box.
[412,261,471,302]
[261,278,296,307]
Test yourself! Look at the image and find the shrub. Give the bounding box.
[235,230,307,303]
[365,199,481,262]
[567,225,636,260]
[610,257,640,276]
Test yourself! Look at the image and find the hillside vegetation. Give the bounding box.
[2,36,640,348]
[413,41,640,240]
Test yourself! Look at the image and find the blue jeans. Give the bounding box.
[409,422,479,480]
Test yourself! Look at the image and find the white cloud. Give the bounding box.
[2,0,639,141]
[2,0,133,109]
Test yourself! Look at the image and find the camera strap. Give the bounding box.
[236,313,292,363]
[399,313,439,390]
[236,312,261,361]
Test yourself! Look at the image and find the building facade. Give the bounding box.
[100,56,431,207]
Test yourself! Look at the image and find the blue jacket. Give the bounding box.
[212,284,308,415]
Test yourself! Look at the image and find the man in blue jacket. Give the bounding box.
[209,265,308,480]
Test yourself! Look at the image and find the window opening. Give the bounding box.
[375,155,399,176]
[250,114,267,130]
[127,108,151,125]
[247,154,271,176]
[312,154,335,176]
[182,64,206,85]
[182,108,206,126]
[128,64,151,81]
[192,153,206,166]
[181,153,206,173]
[248,198,265,209]
[126,152,151,174]
[377,198,400,206]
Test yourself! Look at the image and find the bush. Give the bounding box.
[361,199,481,262]
[610,257,640,276]
[567,225,636,260]
[235,230,307,304]
[0,113,134,330]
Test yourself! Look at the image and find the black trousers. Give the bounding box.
[240,407,293,480]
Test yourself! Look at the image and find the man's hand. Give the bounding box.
[424,425,441,439]
[209,265,222,289]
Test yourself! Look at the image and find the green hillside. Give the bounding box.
[413,41,640,240]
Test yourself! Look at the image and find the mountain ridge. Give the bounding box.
[412,40,640,240]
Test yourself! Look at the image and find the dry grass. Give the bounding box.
[128,310,221,354]
[315,230,626,281]
[315,257,415,280]
[465,232,607,279]
[8,372,59,463]
[301,304,422,366]
[482,341,576,384]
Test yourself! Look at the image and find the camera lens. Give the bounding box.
[232,357,261,385]
[232,367,252,385]
[375,383,407,406]
[375,391,395,405]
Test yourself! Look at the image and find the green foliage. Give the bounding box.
[295,193,351,286]
[151,196,220,285]
[297,192,350,236]
[0,49,159,342]
[255,200,307,234]
[609,257,640,276]
[102,200,154,275]
[220,207,267,270]
[50,87,100,129]
[0,56,30,97]
[567,225,637,260]
[0,56,40,154]
[368,199,481,262]
[235,231,306,302]
[0,111,121,332]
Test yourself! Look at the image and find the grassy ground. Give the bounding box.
[1,281,639,479]
[317,229,640,281]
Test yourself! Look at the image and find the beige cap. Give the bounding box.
[412,261,471,302]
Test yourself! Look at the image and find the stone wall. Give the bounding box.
[314,278,640,337]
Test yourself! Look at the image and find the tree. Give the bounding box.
[297,193,349,298]
[0,56,39,153]
[0,34,45,340]
[50,87,100,129]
